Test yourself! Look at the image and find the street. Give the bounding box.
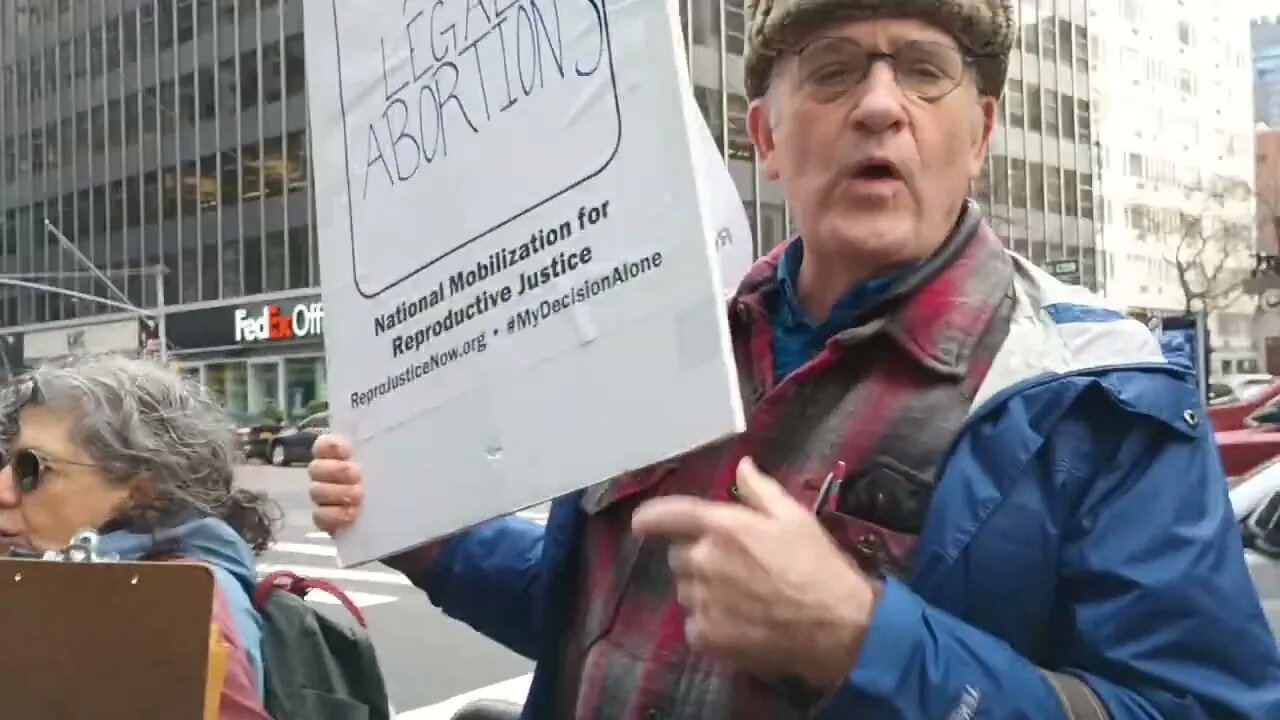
[236,464,536,718]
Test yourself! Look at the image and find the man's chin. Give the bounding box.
[825,217,914,259]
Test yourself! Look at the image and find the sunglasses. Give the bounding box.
[2,448,95,495]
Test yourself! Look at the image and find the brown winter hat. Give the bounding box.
[744,0,1016,100]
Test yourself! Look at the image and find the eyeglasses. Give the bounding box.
[792,37,975,103]
[2,448,95,495]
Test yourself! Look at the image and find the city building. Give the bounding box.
[1092,0,1259,375]
[1,0,1105,414]
[683,0,1102,289]
[0,0,323,416]
[972,0,1100,292]
[1253,17,1280,127]
[1258,125,1280,257]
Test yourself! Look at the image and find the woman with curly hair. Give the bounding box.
[0,354,279,720]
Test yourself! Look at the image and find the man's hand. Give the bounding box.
[308,434,443,576]
[309,434,365,535]
[631,457,878,691]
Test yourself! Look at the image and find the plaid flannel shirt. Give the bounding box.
[556,212,1017,719]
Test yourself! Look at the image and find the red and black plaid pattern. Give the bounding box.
[555,218,1016,719]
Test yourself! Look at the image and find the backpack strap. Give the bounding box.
[254,570,368,629]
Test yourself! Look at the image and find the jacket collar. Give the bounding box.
[731,200,1014,378]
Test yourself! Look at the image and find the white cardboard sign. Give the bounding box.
[305,0,747,565]
[689,100,756,299]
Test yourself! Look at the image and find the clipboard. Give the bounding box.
[0,554,217,719]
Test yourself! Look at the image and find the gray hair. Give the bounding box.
[0,353,279,553]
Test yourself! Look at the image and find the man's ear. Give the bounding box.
[969,96,997,179]
[748,97,783,181]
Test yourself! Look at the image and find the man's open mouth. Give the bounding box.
[850,159,903,181]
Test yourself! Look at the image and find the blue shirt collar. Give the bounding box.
[775,238,910,336]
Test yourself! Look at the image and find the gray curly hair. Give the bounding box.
[0,353,280,553]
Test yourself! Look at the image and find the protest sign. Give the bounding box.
[689,102,755,299]
[306,0,747,564]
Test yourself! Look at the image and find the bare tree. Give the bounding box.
[1146,178,1258,314]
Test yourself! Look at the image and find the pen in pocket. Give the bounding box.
[811,460,846,514]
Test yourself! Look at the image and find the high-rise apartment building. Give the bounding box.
[1093,0,1259,375]
[0,0,1103,414]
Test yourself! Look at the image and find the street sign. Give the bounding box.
[1047,259,1082,286]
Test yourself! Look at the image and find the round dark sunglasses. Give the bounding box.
[2,448,95,494]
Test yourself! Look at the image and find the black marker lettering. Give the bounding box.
[418,83,444,162]
[384,97,422,181]
[463,0,492,45]
[431,0,455,61]
[577,0,605,77]
[530,0,564,81]
[363,125,393,197]
[406,10,434,84]
[434,61,479,158]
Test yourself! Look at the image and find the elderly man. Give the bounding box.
[310,0,1280,717]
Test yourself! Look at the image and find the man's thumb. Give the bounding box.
[734,456,802,517]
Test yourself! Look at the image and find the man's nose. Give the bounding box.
[848,63,907,134]
[0,465,19,508]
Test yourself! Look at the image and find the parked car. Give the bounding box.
[1228,458,1280,641]
[1209,374,1276,406]
[267,412,329,467]
[1215,397,1280,476]
[1210,381,1280,431]
[229,411,283,461]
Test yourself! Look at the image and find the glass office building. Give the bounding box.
[0,0,1096,412]
[0,0,323,417]
[979,0,1098,290]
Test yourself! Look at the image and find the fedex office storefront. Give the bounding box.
[164,296,327,422]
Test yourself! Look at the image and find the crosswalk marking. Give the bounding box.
[271,541,339,557]
[397,673,533,719]
[258,563,413,586]
[306,531,330,540]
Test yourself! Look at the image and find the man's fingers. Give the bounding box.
[668,541,698,577]
[734,456,805,518]
[310,479,364,509]
[312,434,353,462]
[313,505,358,534]
[632,496,744,539]
[308,457,362,487]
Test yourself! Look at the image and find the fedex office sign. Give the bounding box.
[233,302,324,343]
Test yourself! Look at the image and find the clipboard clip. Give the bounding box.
[5,529,118,563]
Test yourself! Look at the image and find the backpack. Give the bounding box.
[252,570,392,720]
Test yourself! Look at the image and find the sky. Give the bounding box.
[1256,1,1280,18]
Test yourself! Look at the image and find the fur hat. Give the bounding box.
[744,0,1015,100]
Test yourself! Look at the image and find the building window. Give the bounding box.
[1005,87,1025,126]
[725,0,747,55]
[1127,152,1144,178]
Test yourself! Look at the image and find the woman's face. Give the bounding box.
[0,405,132,551]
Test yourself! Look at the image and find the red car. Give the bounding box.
[1216,397,1280,476]
[1210,382,1280,432]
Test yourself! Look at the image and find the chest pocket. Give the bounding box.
[819,450,939,579]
